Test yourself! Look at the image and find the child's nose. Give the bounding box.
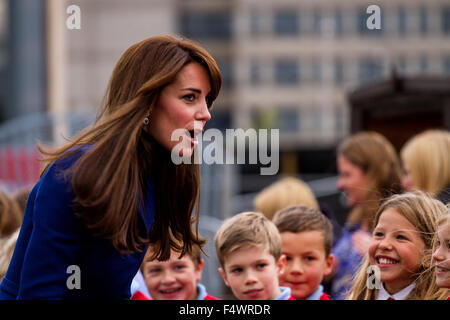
[161,271,176,284]
[290,259,304,275]
[432,248,444,262]
[379,237,393,250]
[244,270,258,284]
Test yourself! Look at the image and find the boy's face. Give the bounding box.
[219,245,285,300]
[142,250,203,300]
[279,231,334,300]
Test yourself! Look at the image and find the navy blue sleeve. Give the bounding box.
[16,159,87,299]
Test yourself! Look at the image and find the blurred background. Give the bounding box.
[0,0,450,297]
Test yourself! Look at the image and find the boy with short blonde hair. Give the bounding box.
[272,205,334,300]
[214,211,294,300]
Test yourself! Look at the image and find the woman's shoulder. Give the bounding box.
[42,145,90,178]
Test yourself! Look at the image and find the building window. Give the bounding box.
[420,56,428,73]
[217,59,233,88]
[310,59,322,84]
[443,57,450,75]
[180,11,232,40]
[335,108,346,135]
[359,58,383,83]
[274,59,299,85]
[312,9,321,35]
[250,10,260,36]
[277,108,299,133]
[334,9,343,37]
[442,7,450,35]
[334,58,344,84]
[419,7,428,35]
[250,59,260,85]
[398,7,406,36]
[274,11,299,36]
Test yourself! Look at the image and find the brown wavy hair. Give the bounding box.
[338,131,403,230]
[38,35,222,260]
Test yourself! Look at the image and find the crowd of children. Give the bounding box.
[129,129,450,301]
[1,130,450,301]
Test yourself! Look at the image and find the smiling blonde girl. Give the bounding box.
[347,192,447,300]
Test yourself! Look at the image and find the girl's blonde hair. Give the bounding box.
[253,177,319,220]
[347,192,447,300]
[401,129,450,197]
[427,205,450,299]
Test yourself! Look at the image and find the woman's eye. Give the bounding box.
[183,94,195,102]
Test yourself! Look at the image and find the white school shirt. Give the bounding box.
[377,282,416,300]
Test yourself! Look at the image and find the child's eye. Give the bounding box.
[231,268,243,274]
[174,265,185,271]
[149,268,161,274]
[373,232,384,238]
[305,256,316,262]
[396,234,408,240]
[256,263,267,270]
[285,256,292,262]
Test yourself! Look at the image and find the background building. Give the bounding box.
[1,0,450,298]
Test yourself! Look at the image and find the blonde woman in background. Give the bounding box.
[401,129,450,205]
[254,177,342,244]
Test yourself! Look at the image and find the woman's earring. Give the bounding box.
[143,117,150,126]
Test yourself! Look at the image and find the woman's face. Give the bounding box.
[148,62,212,157]
[401,159,415,191]
[337,154,370,207]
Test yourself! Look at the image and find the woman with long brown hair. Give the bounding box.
[0,35,222,299]
[330,131,403,299]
